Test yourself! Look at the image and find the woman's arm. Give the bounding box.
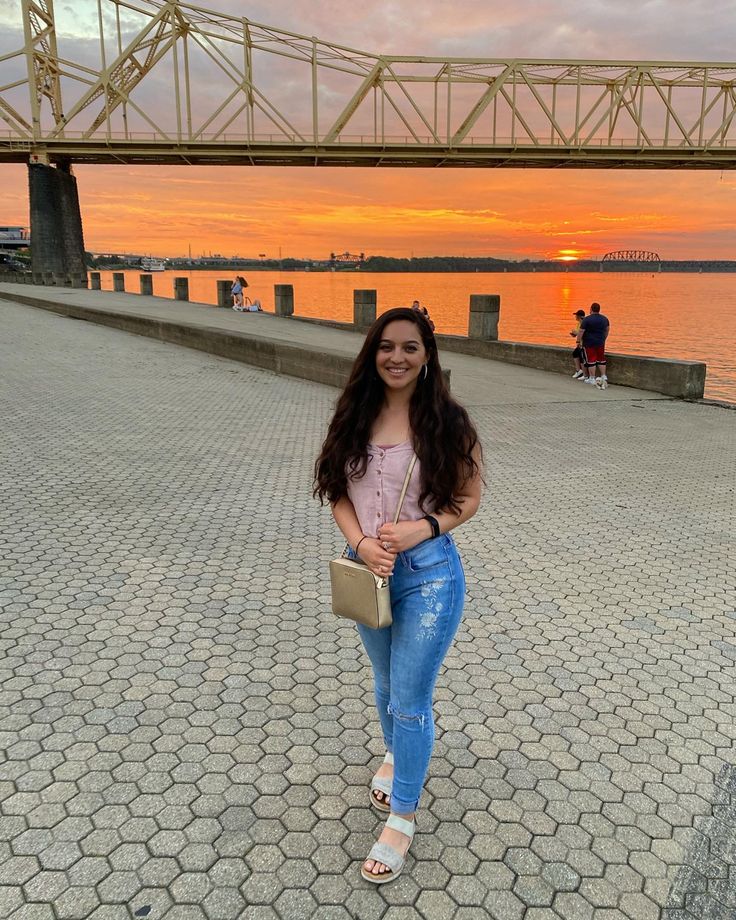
[331,496,398,576]
[432,458,483,534]
[378,444,483,550]
[331,496,364,551]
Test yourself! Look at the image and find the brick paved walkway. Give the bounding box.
[1,299,735,920]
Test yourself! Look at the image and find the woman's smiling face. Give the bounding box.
[375,320,427,392]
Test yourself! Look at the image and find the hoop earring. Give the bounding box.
[421,364,428,381]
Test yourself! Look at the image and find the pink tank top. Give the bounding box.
[346,441,433,538]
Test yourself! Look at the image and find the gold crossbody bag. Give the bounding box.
[329,455,417,629]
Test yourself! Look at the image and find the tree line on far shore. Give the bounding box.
[82,252,736,273]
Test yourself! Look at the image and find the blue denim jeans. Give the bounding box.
[355,533,465,815]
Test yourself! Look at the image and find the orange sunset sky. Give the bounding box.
[2,0,735,261]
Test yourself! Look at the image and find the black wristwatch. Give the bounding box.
[423,514,440,539]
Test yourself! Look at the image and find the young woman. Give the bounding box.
[314,307,482,884]
[230,277,243,309]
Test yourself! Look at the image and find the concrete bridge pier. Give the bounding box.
[28,161,87,279]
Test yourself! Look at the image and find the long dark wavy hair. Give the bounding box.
[314,307,482,515]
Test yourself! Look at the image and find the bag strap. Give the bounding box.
[392,454,417,525]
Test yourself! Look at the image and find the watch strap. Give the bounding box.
[423,514,440,538]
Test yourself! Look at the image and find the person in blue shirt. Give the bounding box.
[577,302,610,389]
[231,277,243,309]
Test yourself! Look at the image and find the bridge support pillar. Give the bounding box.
[275,284,294,316]
[28,162,87,278]
[468,294,500,340]
[353,290,376,330]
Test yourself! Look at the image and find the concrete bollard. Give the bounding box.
[174,277,189,301]
[112,272,125,292]
[90,272,101,290]
[217,280,232,308]
[140,274,153,296]
[353,289,377,329]
[33,272,44,285]
[468,294,500,340]
[71,273,88,289]
[274,284,294,316]
[42,271,54,286]
[53,272,69,286]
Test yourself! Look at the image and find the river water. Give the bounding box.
[99,270,735,404]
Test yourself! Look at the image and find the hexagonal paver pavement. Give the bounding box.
[0,297,735,919]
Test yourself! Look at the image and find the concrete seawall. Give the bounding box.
[0,289,357,389]
[0,282,704,399]
[289,314,706,400]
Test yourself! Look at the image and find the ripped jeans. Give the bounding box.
[356,533,465,815]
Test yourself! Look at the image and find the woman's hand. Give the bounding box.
[377,520,432,555]
[358,538,397,578]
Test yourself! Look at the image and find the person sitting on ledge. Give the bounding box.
[411,300,435,332]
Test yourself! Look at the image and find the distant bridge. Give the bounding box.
[602,250,662,262]
[330,252,365,264]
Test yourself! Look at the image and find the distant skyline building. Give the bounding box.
[0,226,29,250]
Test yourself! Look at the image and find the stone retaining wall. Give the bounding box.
[0,286,702,398]
[287,315,706,400]
[0,291,391,391]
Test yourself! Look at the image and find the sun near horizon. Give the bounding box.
[555,249,583,262]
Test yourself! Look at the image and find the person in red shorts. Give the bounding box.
[577,302,610,389]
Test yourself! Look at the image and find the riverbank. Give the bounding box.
[83,260,736,274]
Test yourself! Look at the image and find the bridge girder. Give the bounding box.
[0,0,734,168]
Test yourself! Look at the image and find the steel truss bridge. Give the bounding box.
[1,0,735,169]
[603,250,661,262]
